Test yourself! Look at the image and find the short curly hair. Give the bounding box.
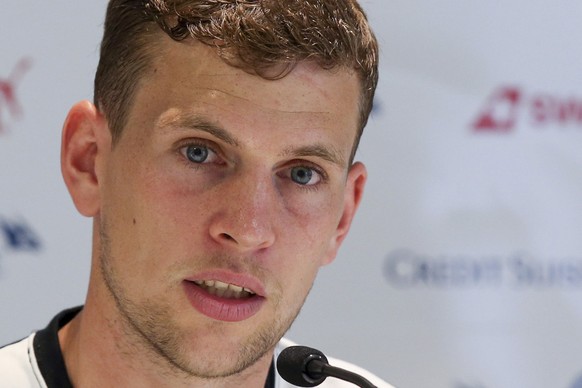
[94,0,378,159]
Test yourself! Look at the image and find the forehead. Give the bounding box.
[126,38,361,155]
[149,40,357,100]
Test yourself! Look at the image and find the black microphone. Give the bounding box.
[276,345,378,388]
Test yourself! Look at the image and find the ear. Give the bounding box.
[321,162,367,265]
[61,101,111,217]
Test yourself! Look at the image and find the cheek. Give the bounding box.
[276,191,345,274]
[100,159,189,265]
[283,187,345,237]
[137,180,205,240]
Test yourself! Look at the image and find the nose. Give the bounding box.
[208,173,276,252]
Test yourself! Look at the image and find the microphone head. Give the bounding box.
[276,345,329,387]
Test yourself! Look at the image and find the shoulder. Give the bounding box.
[274,338,395,388]
[0,333,44,387]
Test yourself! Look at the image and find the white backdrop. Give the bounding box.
[2,1,582,387]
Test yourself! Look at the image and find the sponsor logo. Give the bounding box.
[473,87,522,132]
[472,86,582,132]
[384,249,582,289]
[0,216,42,261]
[0,57,32,134]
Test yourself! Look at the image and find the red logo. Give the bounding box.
[473,86,582,132]
[472,86,522,132]
[0,58,32,133]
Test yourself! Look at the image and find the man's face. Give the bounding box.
[94,39,365,379]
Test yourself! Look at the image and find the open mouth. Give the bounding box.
[183,277,265,321]
[192,279,257,299]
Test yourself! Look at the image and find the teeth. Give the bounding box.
[193,279,256,299]
[214,281,228,290]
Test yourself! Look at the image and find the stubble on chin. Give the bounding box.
[97,218,309,380]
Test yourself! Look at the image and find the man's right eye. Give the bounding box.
[186,145,209,163]
[181,144,219,164]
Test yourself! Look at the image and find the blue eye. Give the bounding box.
[291,166,319,185]
[185,145,210,163]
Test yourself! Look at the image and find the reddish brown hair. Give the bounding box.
[94,0,378,159]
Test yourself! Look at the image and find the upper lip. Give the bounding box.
[184,269,266,297]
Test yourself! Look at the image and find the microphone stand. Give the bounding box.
[306,358,378,388]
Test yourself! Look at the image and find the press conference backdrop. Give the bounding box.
[2,2,582,387]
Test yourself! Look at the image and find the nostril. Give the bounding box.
[221,233,235,242]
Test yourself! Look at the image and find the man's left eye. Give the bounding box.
[290,166,321,186]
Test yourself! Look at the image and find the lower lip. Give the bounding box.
[182,281,265,322]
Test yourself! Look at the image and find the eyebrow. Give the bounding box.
[158,114,240,147]
[281,144,347,168]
